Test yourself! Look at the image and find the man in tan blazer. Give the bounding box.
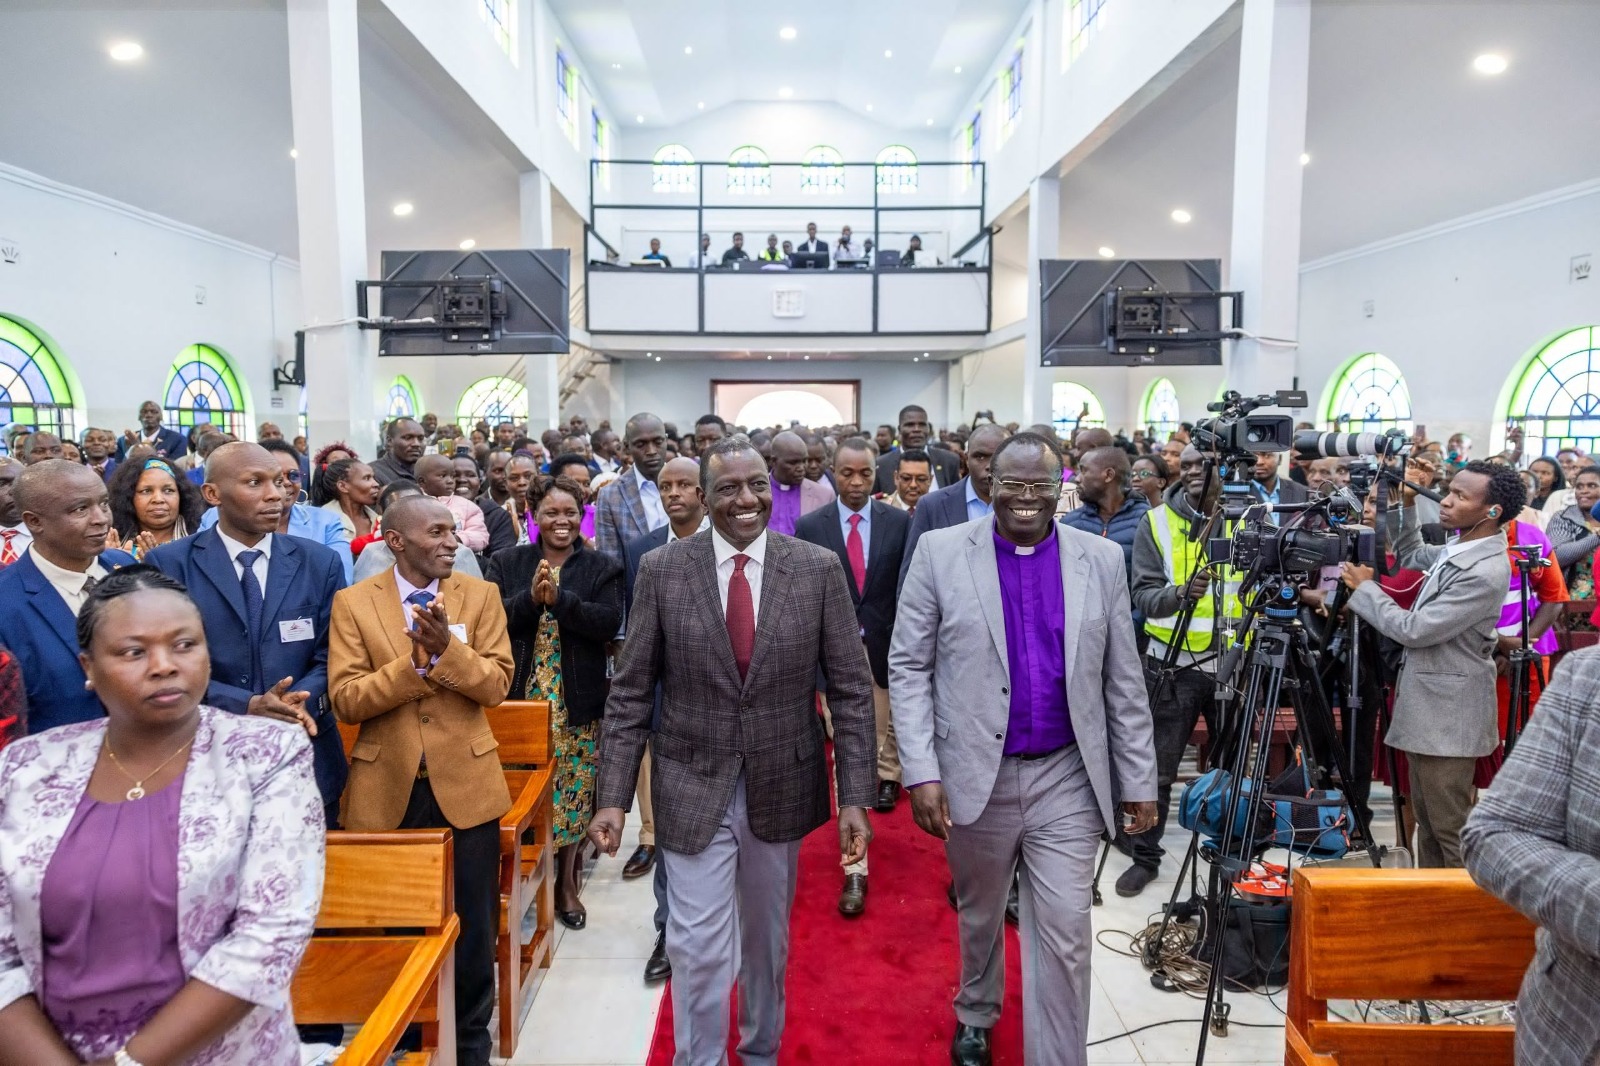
[329,496,514,1066]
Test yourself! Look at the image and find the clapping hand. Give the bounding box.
[408,598,452,662]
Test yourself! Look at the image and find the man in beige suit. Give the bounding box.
[329,496,514,1066]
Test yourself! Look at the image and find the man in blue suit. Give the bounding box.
[0,461,135,733]
[145,442,348,822]
[114,400,189,461]
[899,423,1010,589]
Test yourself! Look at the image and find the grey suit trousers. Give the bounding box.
[946,744,1105,1066]
[660,773,802,1066]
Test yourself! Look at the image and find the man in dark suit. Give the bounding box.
[621,456,709,984]
[796,221,828,256]
[114,400,188,461]
[874,404,960,494]
[591,435,875,1066]
[795,438,910,917]
[594,412,669,557]
[370,417,427,486]
[900,423,1010,588]
[144,442,349,821]
[0,461,135,733]
[1251,452,1310,512]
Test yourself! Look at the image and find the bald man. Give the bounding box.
[21,432,63,465]
[0,458,28,567]
[768,430,835,536]
[145,441,348,818]
[0,461,135,732]
[330,495,514,1066]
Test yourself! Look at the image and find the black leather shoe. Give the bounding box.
[622,844,657,880]
[1116,863,1158,898]
[950,1022,992,1066]
[557,909,587,930]
[643,931,671,982]
[838,873,868,917]
[875,780,901,813]
[1005,875,1020,926]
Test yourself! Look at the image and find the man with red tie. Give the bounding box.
[589,435,876,1066]
[0,459,28,568]
[795,438,911,915]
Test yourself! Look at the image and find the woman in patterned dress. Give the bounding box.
[486,475,624,930]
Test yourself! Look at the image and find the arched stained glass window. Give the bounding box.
[875,145,918,194]
[1140,377,1182,439]
[653,144,694,194]
[1051,381,1105,439]
[456,376,528,431]
[1320,352,1413,434]
[800,145,844,195]
[388,376,420,418]
[0,315,77,455]
[727,145,771,194]
[1503,326,1600,459]
[164,344,248,439]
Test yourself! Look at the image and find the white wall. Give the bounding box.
[1297,181,1600,453]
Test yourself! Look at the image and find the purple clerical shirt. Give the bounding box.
[769,480,803,536]
[995,526,1074,756]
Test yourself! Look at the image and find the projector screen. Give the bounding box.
[712,380,860,429]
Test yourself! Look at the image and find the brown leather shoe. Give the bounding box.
[838,873,868,917]
[622,844,656,880]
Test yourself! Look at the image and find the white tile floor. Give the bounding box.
[500,785,1407,1066]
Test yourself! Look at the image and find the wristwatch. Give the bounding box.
[114,1049,147,1066]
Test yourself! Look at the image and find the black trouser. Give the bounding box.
[401,777,501,1066]
[1128,658,1218,872]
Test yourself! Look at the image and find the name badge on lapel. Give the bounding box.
[279,618,315,642]
[449,623,469,643]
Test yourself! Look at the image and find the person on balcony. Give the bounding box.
[719,232,748,266]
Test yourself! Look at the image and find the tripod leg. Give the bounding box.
[1091,835,1112,906]
[1146,832,1201,976]
[1287,623,1383,866]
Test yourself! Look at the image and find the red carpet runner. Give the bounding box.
[645,777,1027,1064]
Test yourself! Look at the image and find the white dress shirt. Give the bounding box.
[668,515,711,542]
[27,546,112,617]
[636,466,669,530]
[712,527,767,620]
[394,566,443,675]
[216,528,272,588]
[838,499,872,560]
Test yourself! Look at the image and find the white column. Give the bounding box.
[1023,175,1061,427]
[519,169,561,433]
[287,0,374,452]
[946,360,966,431]
[1226,0,1310,397]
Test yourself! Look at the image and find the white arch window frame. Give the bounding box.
[727,145,772,195]
[1320,352,1414,435]
[875,145,918,194]
[456,375,529,431]
[800,145,845,195]
[1140,377,1182,439]
[652,144,695,194]
[1050,381,1105,439]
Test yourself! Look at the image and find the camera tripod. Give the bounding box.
[1503,546,1549,758]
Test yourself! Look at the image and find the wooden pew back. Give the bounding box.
[1285,867,1537,1066]
[486,698,553,767]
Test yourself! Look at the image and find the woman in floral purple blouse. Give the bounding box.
[0,566,325,1066]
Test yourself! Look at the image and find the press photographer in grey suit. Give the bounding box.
[890,431,1158,1066]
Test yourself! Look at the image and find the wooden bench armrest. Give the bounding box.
[336,914,460,1066]
[500,767,555,844]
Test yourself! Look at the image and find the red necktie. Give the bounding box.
[726,554,755,680]
[846,514,866,595]
[0,531,17,568]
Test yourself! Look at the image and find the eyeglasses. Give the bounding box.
[279,470,303,484]
[994,479,1062,498]
[1130,470,1160,480]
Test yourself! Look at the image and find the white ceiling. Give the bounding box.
[545,0,1031,129]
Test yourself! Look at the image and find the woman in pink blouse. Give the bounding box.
[0,566,325,1066]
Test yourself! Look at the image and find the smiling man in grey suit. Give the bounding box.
[590,434,876,1066]
[891,431,1158,1066]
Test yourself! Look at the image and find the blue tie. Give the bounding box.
[237,549,265,689]
[406,589,435,628]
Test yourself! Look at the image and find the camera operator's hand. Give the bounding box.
[1340,562,1375,589]
[1496,635,1521,657]
[1299,587,1330,616]
[1402,458,1436,502]
[1181,571,1211,602]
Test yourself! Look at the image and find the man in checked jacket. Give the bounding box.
[590,435,876,1066]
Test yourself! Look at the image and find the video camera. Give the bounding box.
[1293,427,1412,462]
[1192,390,1307,457]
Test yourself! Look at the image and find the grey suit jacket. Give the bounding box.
[597,530,877,853]
[1463,648,1600,1066]
[1347,508,1509,758]
[889,517,1158,830]
[594,470,654,559]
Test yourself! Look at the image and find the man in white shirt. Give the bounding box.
[594,413,670,557]
[833,225,859,264]
[687,233,714,269]
[0,458,31,567]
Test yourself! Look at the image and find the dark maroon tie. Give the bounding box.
[726,554,755,680]
[846,514,867,596]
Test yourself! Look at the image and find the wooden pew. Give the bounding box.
[1285,867,1537,1066]
[293,829,460,1066]
[486,698,558,1059]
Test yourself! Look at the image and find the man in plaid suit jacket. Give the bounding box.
[1465,648,1600,1066]
[591,436,876,1066]
[593,413,670,557]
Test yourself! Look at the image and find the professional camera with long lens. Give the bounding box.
[1193,390,1306,457]
[1293,427,1412,461]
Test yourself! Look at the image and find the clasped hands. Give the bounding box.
[408,597,453,669]
[531,559,558,607]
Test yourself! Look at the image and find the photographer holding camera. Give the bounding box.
[1340,459,1521,868]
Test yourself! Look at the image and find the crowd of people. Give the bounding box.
[0,395,1595,1066]
[616,221,943,270]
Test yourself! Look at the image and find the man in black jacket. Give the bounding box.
[874,405,960,494]
[796,439,910,917]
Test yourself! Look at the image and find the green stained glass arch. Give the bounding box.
[0,314,77,455]
[388,375,420,418]
[165,344,249,440]
[456,375,527,431]
[1503,326,1600,459]
[1320,352,1412,434]
[1140,377,1182,439]
[1050,381,1105,439]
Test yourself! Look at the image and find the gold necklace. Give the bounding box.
[104,736,193,801]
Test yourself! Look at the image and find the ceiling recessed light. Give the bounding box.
[779,87,793,98]
[865,103,873,112]
[767,354,773,360]
[1170,208,1192,224]
[655,355,662,362]
[697,101,705,109]
[1300,151,1311,166]
[635,114,644,123]
[611,62,621,69]
[108,40,144,62]
[392,202,414,217]
[289,148,297,159]
[922,352,930,357]
[884,49,893,59]
[804,354,811,360]
[647,351,653,357]
[1098,246,1116,258]
[683,45,693,55]
[913,356,919,362]
[779,26,797,40]
[926,118,935,126]
[954,65,962,73]
[459,239,476,250]
[1473,52,1508,75]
